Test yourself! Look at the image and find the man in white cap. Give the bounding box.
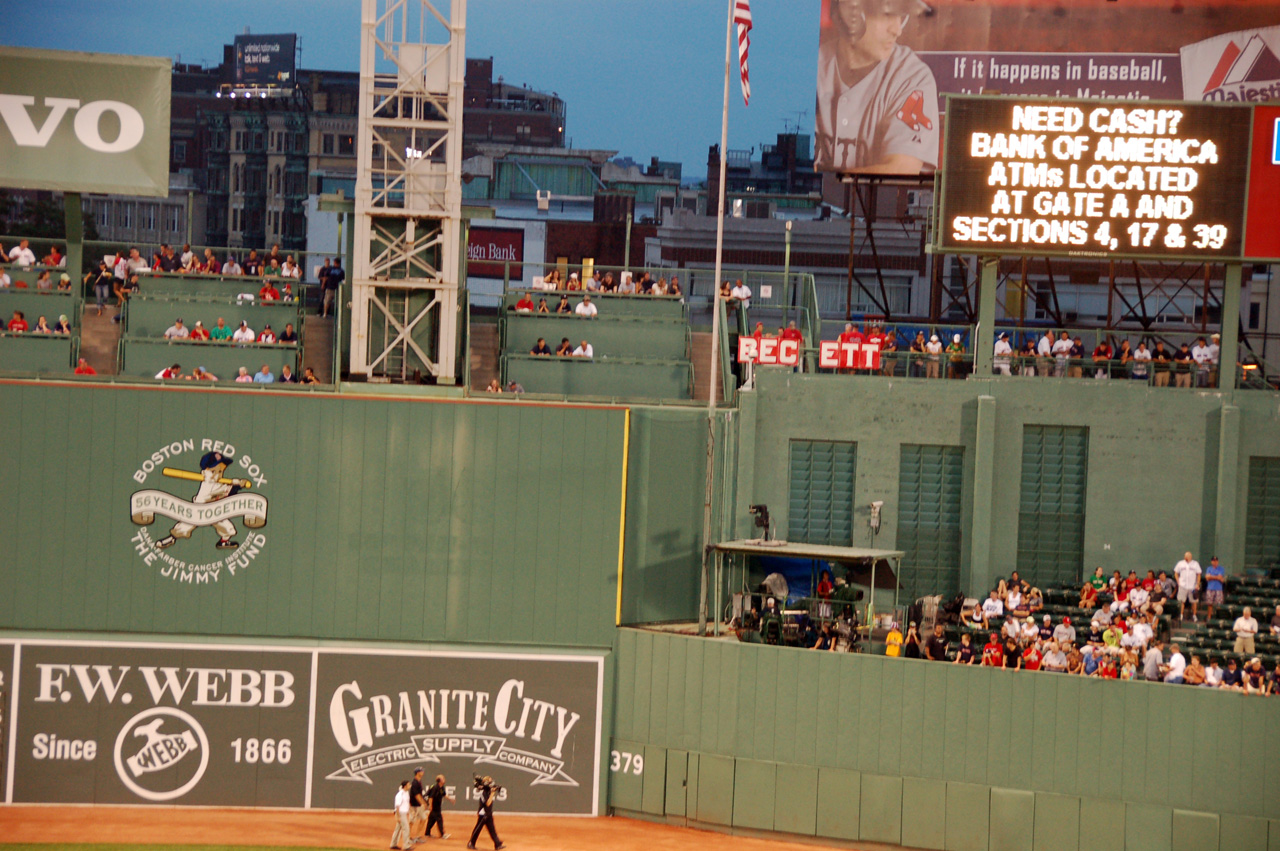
[945,333,966,379]
[993,332,1012,375]
[925,333,943,378]
[232,320,255,343]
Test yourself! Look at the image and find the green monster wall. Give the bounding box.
[609,629,1280,851]
[0,381,629,648]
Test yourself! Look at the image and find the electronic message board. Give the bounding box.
[935,96,1253,261]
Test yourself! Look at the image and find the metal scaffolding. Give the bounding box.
[352,0,465,382]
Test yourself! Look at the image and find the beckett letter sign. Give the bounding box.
[0,47,171,197]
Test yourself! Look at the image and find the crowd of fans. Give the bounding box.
[150,361,318,384]
[2,309,71,335]
[992,329,1222,386]
[531,269,684,298]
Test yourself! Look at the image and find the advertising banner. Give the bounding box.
[466,228,525,279]
[234,35,297,87]
[814,0,1280,181]
[0,47,171,197]
[1,639,604,815]
[1245,104,1280,261]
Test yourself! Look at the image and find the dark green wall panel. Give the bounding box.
[815,767,861,841]
[1033,793,1080,851]
[990,788,1034,851]
[945,781,990,851]
[695,753,733,826]
[0,383,625,648]
[773,763,818,837]
[859,773,903,845]
[902,777,947,850]
[731,759,775,831]
[1079,799,1125,851]
[1220,816,1269,851]
[1126,803,1173,851]
[664,750,688,817]
[1173,810,1219,851]
[608,739,644,812]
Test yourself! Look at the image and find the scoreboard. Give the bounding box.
[934,96,1275,262]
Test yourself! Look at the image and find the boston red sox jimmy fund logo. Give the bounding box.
[129,438,270,584]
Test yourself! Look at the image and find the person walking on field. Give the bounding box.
[426,773,455,840]
[468,776,505,850]
[391,780,412,850]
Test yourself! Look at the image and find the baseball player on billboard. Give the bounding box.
[154,451,249,551]
[815,0,939,174]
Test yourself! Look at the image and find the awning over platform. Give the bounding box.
[711,539,904,562]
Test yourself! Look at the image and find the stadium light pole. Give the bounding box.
[700,0,735,636]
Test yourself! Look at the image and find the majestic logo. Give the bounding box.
[0,94,146,153]
[113,707,210,802]
[325,679,581,787]
[129,439,269,584]
[1200,33,1280,101]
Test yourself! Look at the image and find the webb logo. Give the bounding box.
[1201,34,1280,101]
[113,708,210,802]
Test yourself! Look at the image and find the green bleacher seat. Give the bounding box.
[138,272,294,299]
[0,331,76,373]
[503,353,692,400]
[119,337,299,383]
[501,291,687,319]
[125,296,300,339]
[504,313,688,361]
[0,289,78,329]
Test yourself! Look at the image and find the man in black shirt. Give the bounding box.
[530,337,552,356]
[426,773,455,840]
[279,323,299,344]
[1173,343,1194,387]
[924,623,949,661]
[468,776,504,850]
[408,768,428,843]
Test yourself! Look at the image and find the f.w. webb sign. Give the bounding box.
[2,639,603,815]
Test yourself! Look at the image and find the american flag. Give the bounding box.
[734,0,753,106]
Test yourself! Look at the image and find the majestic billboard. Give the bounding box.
[234,34,297,87]
[0,47,171,197]
[814,0,1280,180]
[936,97,1253,261]
[2,638,604,815]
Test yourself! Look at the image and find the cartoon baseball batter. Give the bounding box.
[815,0,939,174]
[154,451,251,551]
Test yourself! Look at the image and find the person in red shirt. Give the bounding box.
[6,310,28,332]
[781,321,803,342]
[258,325,277,344]
[1022,642,1042,671]
[73,358,97,375]
[514,292,535,313]
[837,322,863,346]
[1141,570,1156,592]
[982,633,1004,667]
[258,280,280,301]
[190,321,211,341]
[751,321,766,340]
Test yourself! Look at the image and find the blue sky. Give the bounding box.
[6,0,822,178]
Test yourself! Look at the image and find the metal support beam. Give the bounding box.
[969,395,997,595]
[62,192,82,289]
[973,257,998,376]
[1219,264,1243,390]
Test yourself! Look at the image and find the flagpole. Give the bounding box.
[699,0,736,636]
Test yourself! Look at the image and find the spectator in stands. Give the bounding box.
[575,296,598,318]
[651,278,668,296]
[1079,578,1098,610]
[1047,331,1069,377]
[556,295,571,314]
[253,364,275,384]
[901,622,922,659]
[554,337,573,357]
[1191,336,1212,387]
[155,363,182,380]
[259,279,281,302]
[670,276,682,300]
[1270,605,1280,637]
[617,274,636,295]
[51,315,70,334]
[1103,620,1123,650]
[1173,342,1194,387]
[1269,661,1280,696]
[530,338,552,356]
[86,261,113,316]
[1142,638,1164,681]
[1038,614,1054,642]
[151,250,167,272]
[963,602,987,630]
[35,270,52,290]
[515,293,535,313]
[1115,339,1133,379]
[1053,617,1076,646]
[224,255,243,276]
[925,334,943,379]
[1022,640,1042,670]
[202,249,221,274]
[235,367,253,383]
[279,323,298,344]
[164,318,189,340]
[572,339,594,358]
[1131,341,1151,382]
[907,331,926,377]
[1065,644,1084,674]
[244,250,263,276]
[1005,585,1025,618]
[587,271,603,292]
[282,255,302,279]
[1183,654,1206,685]
[811,622,836,651]
[258,325,277,344]
[180,244,194,269]
[192,366,218,381]
[1174,552,1201,622]
[1219,657,1243,691]
[981,589,1004,623]
[1092,339,1114,378]
[7,238,36,266]
[484,378,502,393]
[952,632,976,664]
[74,358,96,375]
[56,273,71,291]
[993,332,1013,375]
[730,279,752,308]
[1002,634,1022,669]
[1017,339,1036,375]
[126,247,149,275]
[536,298,549,314]
[1244,658,1267,695]
[600,272,616,293]
[322,259,344,317]
[1203,556,1226,621]
[1148,341,1171,385]
[1204,658,1224,688]
[278,365,296,383]
[302,367,320,384]
[0,267,9,287]
[505,380,524,393]
[6,310,26,332]
[1066,336,1085,377]
[566,272,581,291]
[232,321,255,344]
[1234,606,1258,655]
[925,623,949,660]
[1042,641,1068,673]
[32,315,52,333]
[1001,615,1021,645]
[880,330,898,376]
[210,318,232,342]
[945,334,966,378]
[1162,643,1186,683]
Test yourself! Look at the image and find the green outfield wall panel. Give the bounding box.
[608,739,644,812]
[0,383,626,648]
[1032,793,1079,851]
[1172,810,1220,851]
[732,759,776,831]
[815,767,861,841]
[1126,803,1173,851]
[902,777,947,850]
[1078,799,1125,851]
[859,773,903,845]
[641,745,667,816]
[773,763,818,837]
[664,749,688,818]
[945,781,990,851]
[990,788,1034,851]
[1220,816,1268,851]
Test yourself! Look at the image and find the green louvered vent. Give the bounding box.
[1016,425,1089,586]
[897,444,965,600]
[1245,457,1280,570]
[788,440,857,546]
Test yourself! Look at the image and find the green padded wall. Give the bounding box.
[125,297,300,338]
[139,273,282,298]
[120,338,299,381]
[504,313,688,360]
[504,354,691,400]
[0,382,627,648]
[0,334,75,373]
[502,291,687,319]
[0,289,77,327]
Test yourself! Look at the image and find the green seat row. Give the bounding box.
[124,296,300,339]
[137,272,299,299]
[504,313,688,361]
[0,331,76,373]
[0,289,78,327]
[501,290,687,319]
[502,353,692,400]
[119,336,299,382]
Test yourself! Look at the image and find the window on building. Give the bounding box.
[172,140,187,164]
[167,206,182,233]
[1250,300,1263,330]
[117,205,132,228]
[232,208,241,232]
[1016,425,1089,586]
[274,166,282,197]
[253,132,264,151]
[97,202,111,230]
[322,134,335,155]
[897,445,965,601]
[338,134,355,155]
[788,440,856,546]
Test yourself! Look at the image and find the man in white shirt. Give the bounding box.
[574,295,598,318]
[1127,584,1150,615]
[1233,606,1258,655]
[1035,331,1053,377]
[1052,617,1076,645]
[281,255,302,279]
[392,780,412,850]
[993,332,1013,375]
[0,269,9,288]
[1130,616,1153,648]
[7,239,36,266]
[1131,342,1152,382]
[980,590,1004,622]
[572,339,593,358]
[1174,551,1202,622]
[1207,333,1221,387]
[163,318,189,339]
[1162,643,1186,683]
[180,243,195,268]
[1191,337,1212,388]
[232,321,256,343]
[1203,659,1223,688]
[224,257,243,276]
[730,279,752,308]
[924,334,943,379]
[1051,331,1073,377]
[1001,617,1020,643]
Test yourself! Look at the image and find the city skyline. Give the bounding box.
[9,0,823,179]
